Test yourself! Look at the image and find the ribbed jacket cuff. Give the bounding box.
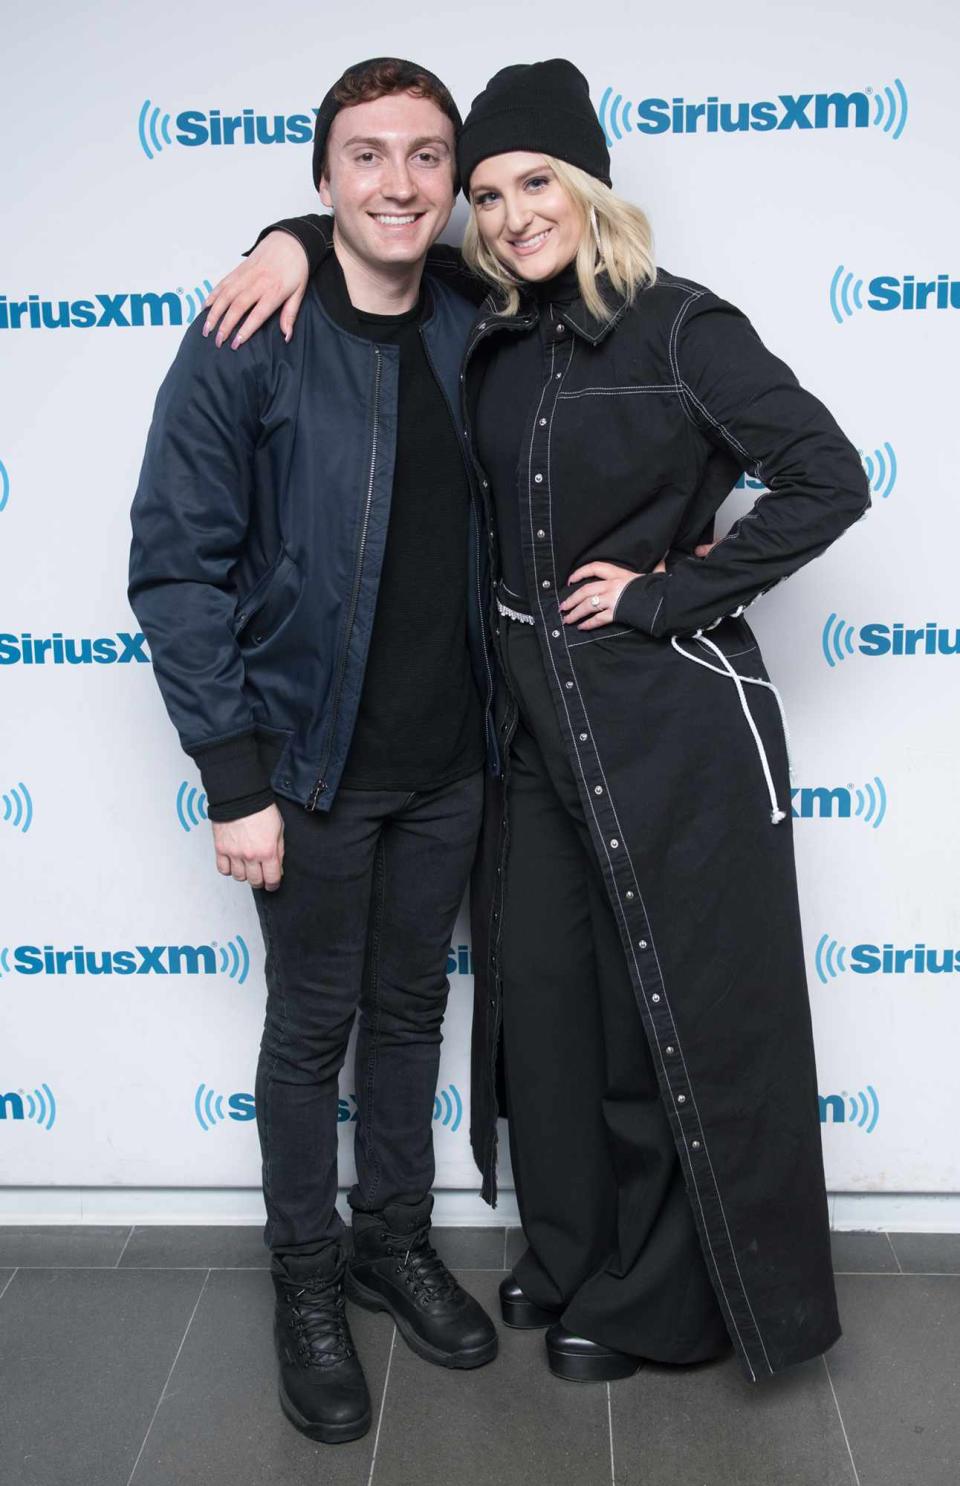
[613,572,668,636]
[187,734,274,823]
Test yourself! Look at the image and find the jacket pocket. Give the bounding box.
[233,548,302,648]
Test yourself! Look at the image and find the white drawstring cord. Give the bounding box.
[671,635,791,825]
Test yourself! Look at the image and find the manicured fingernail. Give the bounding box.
[231,335,242,350]
[215,332,223,347]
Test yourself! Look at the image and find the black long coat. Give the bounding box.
[463,267,871,1382]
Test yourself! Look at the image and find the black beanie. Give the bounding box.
[458,59,611,197]
[312,57,462,191]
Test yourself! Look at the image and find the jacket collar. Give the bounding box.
[553,282,631,344]
[479,273,633,346]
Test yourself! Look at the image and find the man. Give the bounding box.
[129,58,498,1447]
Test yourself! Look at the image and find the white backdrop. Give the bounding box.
[1,0,958,1208]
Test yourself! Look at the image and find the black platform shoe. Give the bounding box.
[271,1246,371,1443]
[499,1274,563,1329]
[545,1323,645,1382]
[347,1199,498,1369]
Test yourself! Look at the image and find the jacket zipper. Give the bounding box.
[307,346,383,810]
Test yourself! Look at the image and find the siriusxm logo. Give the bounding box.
[0,282,211,332]
[792,778,887,828]
[830,268,960,322]
[598,79,907,145]
[195,1083,464,1131]
[447,944,473,977]
[0,457,8,513]
[0,632,149,665]
[0,1084,57,1128]
[735,442,897,500]
[138,100,316,159]
[816,935,960,983]
[819,1086,880,1132]
[176,782,209,833]
[0,937,250,983]
[1,782,33,835]
[822,616,960,665]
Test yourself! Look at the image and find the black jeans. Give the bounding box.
[251,771,483,1256]
[499,617,730,1362]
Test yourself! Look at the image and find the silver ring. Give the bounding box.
[590,595,601,609]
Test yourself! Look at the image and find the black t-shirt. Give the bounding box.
[317,254,484,791]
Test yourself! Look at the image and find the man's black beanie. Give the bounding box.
[312,57,463,190]
[457,59,611,196]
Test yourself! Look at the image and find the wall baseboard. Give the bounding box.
[2,1188,960,1232]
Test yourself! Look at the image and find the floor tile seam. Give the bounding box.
[113,1226,135,1267]
[834,1269,960,1278]
[606,1381,616,1486]
[124,1268,212,1486]
[0,1262,269,1272]
[821,1353,862,1486]
[0,1267,19,1304]
[884,1230,905,1273]
[366,1325,397,1486]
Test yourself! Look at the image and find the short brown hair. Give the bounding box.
[316,57,461,183]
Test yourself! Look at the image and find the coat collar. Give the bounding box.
[485,272,633,346]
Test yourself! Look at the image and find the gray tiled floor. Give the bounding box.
[0,1225,956,1486]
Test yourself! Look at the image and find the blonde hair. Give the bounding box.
[461,155,656,320]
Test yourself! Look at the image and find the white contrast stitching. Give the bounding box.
[527,334,768,1377]
[567,627,633,647]
[558,384,682,399]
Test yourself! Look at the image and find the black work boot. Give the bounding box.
[346,1196,498,1369]
[271,1245,371,1443]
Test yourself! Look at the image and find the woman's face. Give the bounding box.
[469,152,584,282]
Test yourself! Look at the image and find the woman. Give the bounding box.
[205,60,869,1386]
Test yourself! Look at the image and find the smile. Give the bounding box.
[508,227,553,255]
[370,213,424,227]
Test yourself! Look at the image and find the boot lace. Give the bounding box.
[285,1274,355,1367]
[380,1224,461,1304]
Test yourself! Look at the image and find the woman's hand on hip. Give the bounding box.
[562,559,666,630]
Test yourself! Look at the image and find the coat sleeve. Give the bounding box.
[244,215,491,305]
[614,290,871,638]
[247,212,332,275]
[128,320,274,820]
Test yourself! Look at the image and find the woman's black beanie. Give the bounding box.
[457,59,611,196]
[312,57,463,190]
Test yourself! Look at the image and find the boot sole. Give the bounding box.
[345,1271,498,1370]
[500,1295,562,1330]
[546,1348,644,1383]
[278,1382,371,1444]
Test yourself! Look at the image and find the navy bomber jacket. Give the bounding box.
[128,226,496,820]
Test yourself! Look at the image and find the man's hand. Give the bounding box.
[212,803,285,890]
[203,232,311,350]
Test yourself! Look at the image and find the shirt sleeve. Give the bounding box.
[614,289,871,638]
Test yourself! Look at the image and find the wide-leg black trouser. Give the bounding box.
[499,616,730,1362]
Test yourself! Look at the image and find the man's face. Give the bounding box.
[319,91,456,273]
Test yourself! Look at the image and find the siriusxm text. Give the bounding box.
[0,632,149,665]
[1,294,190,331]
[12,944,222,975]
